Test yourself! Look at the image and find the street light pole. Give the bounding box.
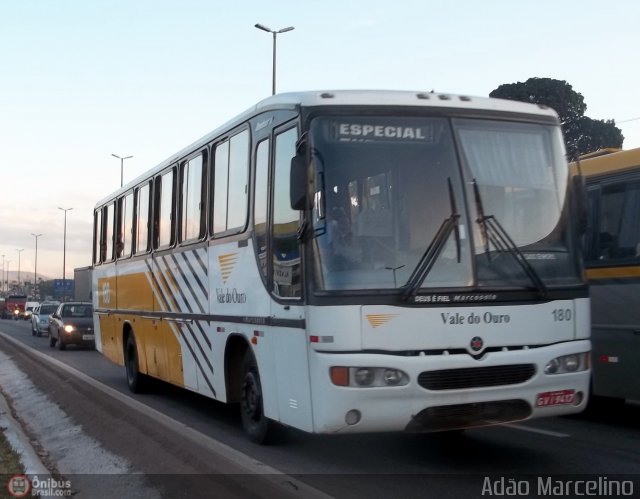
[58,207,73,284]
[1,255,4,293]
[32,233,42,299]
[254,23,295,95]
[16,249,24,291]
[112,154,133,188]
[5,260,10,292]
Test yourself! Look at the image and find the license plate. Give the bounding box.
[82,334,95,341]
[536,389,575,407]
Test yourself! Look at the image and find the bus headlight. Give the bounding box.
[383,369,404,385]
[544,353,589,374]
[330,367,409,387]
[64,325,75,333]
[354,368,375,386]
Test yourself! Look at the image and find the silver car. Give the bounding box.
[31,302,60,337]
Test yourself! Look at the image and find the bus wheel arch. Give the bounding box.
[224,335,273,444]
[224,335,250,403]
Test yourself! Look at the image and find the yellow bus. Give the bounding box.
[573,147,640,403]
[93,91,591,443]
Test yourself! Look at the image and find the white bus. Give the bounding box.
[92,90,591,443]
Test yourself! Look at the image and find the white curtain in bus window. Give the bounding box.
[272,127,300,298]
[136,183,150,253]
[457,122,565,247]
[598,181,640,261]
[182,154,203,241]
[159,170,174,247]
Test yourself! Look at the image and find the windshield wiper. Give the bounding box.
[472,179,548,298]
[402,178,461,301]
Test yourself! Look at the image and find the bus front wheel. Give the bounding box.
[240,352,271,444]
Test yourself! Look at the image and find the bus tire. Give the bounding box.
[240,351,272,444]
[125,334,147,393]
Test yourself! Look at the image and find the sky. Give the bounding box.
[1,0,639,283]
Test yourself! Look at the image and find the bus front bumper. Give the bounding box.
[309,340,591,434]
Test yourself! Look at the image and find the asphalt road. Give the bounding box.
[1,318,639,499]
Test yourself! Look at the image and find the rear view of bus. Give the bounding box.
[291,92,590,434]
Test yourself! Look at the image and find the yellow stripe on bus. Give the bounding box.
[586,266,640,280]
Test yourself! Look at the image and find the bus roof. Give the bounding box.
[253,90,558,116]
[570,147,640,177]
[96,90,559,207]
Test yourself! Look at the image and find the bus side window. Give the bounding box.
[135,182,150,254]
[155,168,176,248]
[105,202,115,262]
[181,153,205,242]
[93,209,103,265]
[596,180,640,261]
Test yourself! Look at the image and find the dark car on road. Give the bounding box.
[48,302,95,350]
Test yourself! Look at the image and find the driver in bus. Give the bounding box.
[325,206,359,269]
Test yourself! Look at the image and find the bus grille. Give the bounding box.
[418,364,536,391]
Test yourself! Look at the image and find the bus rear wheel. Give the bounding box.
[240,352,272,444]
[125,334,147,393]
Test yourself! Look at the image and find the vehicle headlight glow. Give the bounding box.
[64,325,75,333]
[330,366,409,387]
[544,352,589,375]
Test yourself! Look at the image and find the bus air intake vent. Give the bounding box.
[418,364,536,391]
[406,400,531,432]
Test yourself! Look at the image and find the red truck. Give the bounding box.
[3,294,28,320]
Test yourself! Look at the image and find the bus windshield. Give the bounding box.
[308,115,581,292]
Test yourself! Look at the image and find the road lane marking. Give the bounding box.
[505,423,570,438]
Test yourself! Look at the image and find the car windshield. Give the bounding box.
[39,305,58,314]
[62,305,93,318]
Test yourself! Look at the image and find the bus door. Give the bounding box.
[268,124,313,431]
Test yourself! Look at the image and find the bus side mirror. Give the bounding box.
[572,174,588,235]
[290,153,310,210]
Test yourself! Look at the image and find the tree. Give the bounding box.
[489,77,623,159]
